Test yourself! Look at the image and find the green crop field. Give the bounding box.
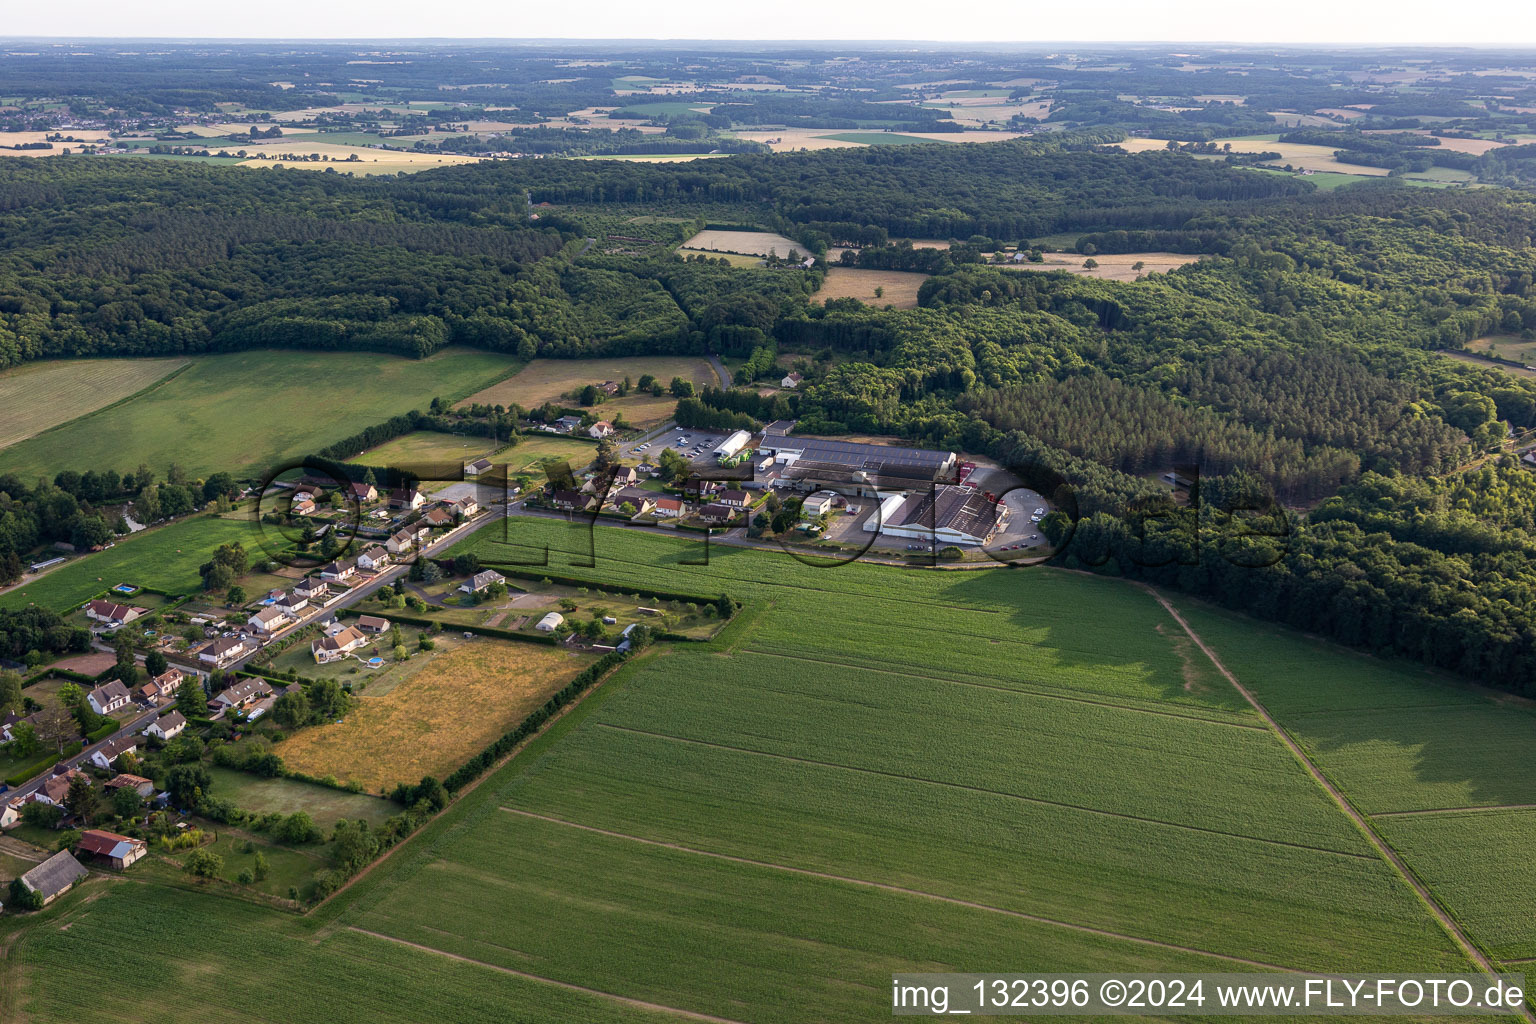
[0,348,518,481]
[0,512,259,612]
[12,519,1534,1021]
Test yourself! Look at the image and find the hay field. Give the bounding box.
[1315,107,1368,119]
[681,228,803,256]
[733,128,1030,151]
[1006,251,1198,281]
[237,140,483,173]
[461,356,719,429]
[354,430,508,469]
[0,129,111,155]
[1212,136,1391,175]
[0,357,188,452]
[276,638,595,793]
[677,248,763,267]
[816,267,929,308]
[1359,129,1510,155]
[1467,334,1536,361]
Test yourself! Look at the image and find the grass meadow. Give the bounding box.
[0,356,188,452]
[0,347,517,481]
[12,518,1535,1020]
[460,355,718,429]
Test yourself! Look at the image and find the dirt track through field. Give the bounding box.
[1146,587,1525,1009]
[348,927,751,1024]
[498,807,1300,971]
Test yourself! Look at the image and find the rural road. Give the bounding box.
[707,355,730,389]
[1147,586,1525,1008]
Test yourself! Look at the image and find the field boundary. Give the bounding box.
[1150,587,1524,1007]
[497,806,1303,972]
[4,357,192,447]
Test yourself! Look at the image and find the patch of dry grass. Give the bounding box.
[1004,251,1198,282]
[816,267,929,309]
[460,356,719,429]
[275,638,595,792]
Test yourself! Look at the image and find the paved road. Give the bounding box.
[6,703,161,804]
[707,355,730,389]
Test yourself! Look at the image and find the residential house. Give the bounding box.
[549,489,593,512]
[781,371,803,388]
[312,626,368,664]
[294,577,330,602]
[698,502,737,524]
[83,600,147,628]
[599,380,621,396]
[608,486,656,516]
[459,569,507,594]
[553,415,583,434]
[654,497,686,518]
[454,495,480,517]
[199,635,256,670]
[16,850,88,905]
[421,507,454,528]
[465,457,494,477]
[385,529,416,556]
[37,768,91,805]
[104,774,155,799]
[138,667,183,705]
[272,590,309,616]
[293,490,315,504]
[0,798,21,830]
[247,606,291,636]
[76,829,147,870]
[535,612,564,632]
[389,487,425,511]
[209,679,272,714]
[1,711,28,743]
[347,482,378,503]
[291,498,317,516]
[319,559,357,582]
[717,489,750,508]
[145,711,187,741]
[89,736,139,770]
[588,420,615,439]
[357,546,391,571]
[86,680,132,716]
[356,615,391,634]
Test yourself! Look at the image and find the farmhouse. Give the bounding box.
[781,372,803,388]
[465,457,494,476]
[17,850,88,906]
[84,600,147,628]
[535,612,564,632]
[86,679,132,715]
[210,679,272,713]
[389,487,426,511]
[866,484,1009,546]
[312,626,368,664]
[356,614,391,634]
[357,546,391,571]
[247,606,291,636]
[347,482,378,503]
[145,711,187,741]
[319,559,358,582]
[459,569,506,594]
[588,420,615,439]
[90,736,139,770]
[199,635,255,669]
[76,829,147,870]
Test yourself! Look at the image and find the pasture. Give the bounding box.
[275,637,595,793]
[459,355,719,429]
[205,766,396,830]
[354,430,510,470]
[0,348,516,481]
[0,357,188,452]
[815,267,929,308]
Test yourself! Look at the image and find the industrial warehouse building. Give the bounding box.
[864,485,1009,546]
[756,424,957,497]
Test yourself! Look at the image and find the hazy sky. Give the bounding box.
[6,0,1534,46]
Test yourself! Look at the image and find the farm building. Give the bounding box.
[713,429,752,460]
[17,850,89,906]
[535,612,564,632]
[865,484,1009,546]
[104,773,155,798]
[76,829,147,870]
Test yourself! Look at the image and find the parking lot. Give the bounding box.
[629,429,736,468]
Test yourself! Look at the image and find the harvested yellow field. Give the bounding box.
[0,357,189,451]
[682,229,804,257]
[734,128,1031,151]
[0,129,111,155]
[1214,137,1390,174]
[816,267,929,309]
[1315,107,1368,120]
[237,140,483,173]
[678,248,763,267]
[1005,251,1199,282]
[1361,130,1510,156]
[460,356,720,429]
[276,638,595,793]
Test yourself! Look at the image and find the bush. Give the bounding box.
[184,848,223,878]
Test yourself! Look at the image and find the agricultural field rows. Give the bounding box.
[0,357,188,452]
